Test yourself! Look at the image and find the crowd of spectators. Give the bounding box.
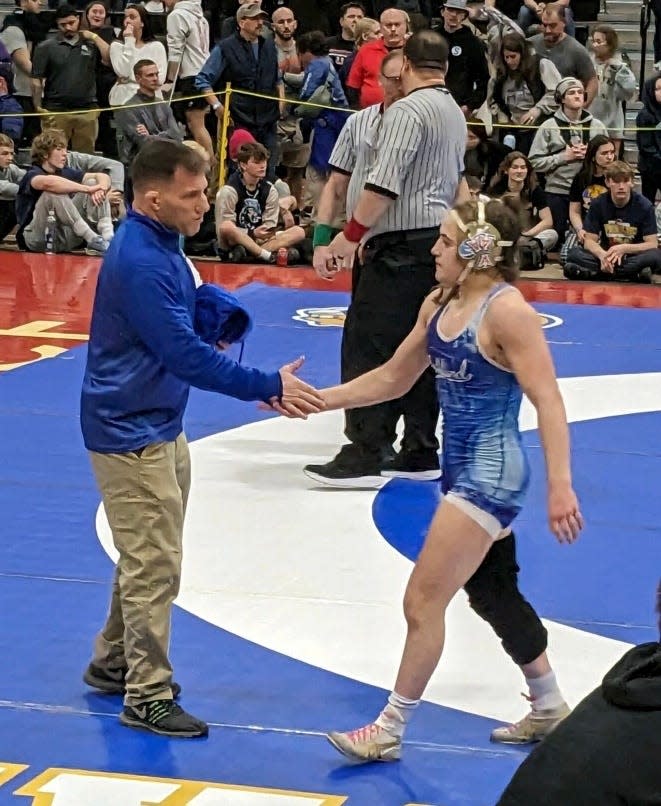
[0,0,658,280]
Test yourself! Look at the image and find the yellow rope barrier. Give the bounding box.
[2,82,658,133]
[4,90,228,118]
[217,83,232,188]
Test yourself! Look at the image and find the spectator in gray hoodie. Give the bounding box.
[0,132,23,240]
[529,76,608,242]
[588,25,637,157]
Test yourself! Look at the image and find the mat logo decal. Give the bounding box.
[539,313,563,329]
[7,764,347,805]
[292,307,347,327]
[293,307,562,331]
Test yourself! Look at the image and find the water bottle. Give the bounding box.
[45,209,56,255]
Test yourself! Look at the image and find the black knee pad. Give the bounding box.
[464,533,548,666]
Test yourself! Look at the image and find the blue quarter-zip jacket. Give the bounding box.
[80,210,282,453]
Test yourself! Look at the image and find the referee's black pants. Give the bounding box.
[341,227,440,457]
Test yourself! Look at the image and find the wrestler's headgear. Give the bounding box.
[451,201,513,273]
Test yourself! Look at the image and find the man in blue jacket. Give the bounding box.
[80,139,323,738]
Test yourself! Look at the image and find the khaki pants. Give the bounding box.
[89,434,191,706]
[41,109,99,153]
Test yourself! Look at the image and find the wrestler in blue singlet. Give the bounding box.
[427,282,530,529]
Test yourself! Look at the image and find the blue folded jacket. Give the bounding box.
[194,283,253,346]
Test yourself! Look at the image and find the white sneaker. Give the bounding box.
[85,235,109,255]
[490,700,570,744]
[327,722,401,762]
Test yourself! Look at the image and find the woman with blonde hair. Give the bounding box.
[589,24,637,156]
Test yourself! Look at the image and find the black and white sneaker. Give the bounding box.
[304,446,393,489]
[380,450,442,481]
[83,663,181,699]
[119,700,208,738]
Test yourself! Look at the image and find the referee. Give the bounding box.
[305,30,467,488]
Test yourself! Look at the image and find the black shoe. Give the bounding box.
[381,449,442,481]
[304,447,390,489]
[638,267,653,284]
[83,663,181,699]
[563,263,592,281]
[228,245,248,263]
[119,700,208,738]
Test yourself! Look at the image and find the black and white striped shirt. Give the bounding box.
[329,103,383,221]
[364,85,466,236]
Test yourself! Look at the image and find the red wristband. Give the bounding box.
[343,217,369,243]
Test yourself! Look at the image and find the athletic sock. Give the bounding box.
[526,670,565,711]
[97,217,114,242]
[259,249,272,262]
[374,691,420,739]
[73,220,96,242]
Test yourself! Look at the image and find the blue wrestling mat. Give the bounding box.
[0,259,658,806]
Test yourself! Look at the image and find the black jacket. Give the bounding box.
[497,642,661,806]
[637,76,661,174]
[433,24,489,111]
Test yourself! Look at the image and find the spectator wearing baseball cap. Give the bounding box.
[433,0,489,117]
[219,0,273,41]
[195,2,282,180]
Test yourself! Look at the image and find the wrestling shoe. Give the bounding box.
[83,663,181,699]
[380,449,442,481]
[490,699,570,744]
[638,267,653,284]
[304,446,393,489]
[327,722,401,762]
[120,700,208,738]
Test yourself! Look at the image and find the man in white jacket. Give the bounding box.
[164,0,211,158]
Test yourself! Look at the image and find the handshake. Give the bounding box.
[262,356,326,419]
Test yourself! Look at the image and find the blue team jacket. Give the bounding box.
[80,210,282,453]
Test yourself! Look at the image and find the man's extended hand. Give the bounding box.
[265,356,325,419]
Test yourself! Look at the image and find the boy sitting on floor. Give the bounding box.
[215,141,305,264]
[0,133,23,241]
[15,129,113,255]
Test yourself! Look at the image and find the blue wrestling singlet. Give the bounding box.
[428,283,530,528]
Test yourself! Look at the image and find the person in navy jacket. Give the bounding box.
[80,139,323,738]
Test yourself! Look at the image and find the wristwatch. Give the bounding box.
[212,102,221,111]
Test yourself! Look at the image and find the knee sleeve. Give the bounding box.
[464,533,548,666]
